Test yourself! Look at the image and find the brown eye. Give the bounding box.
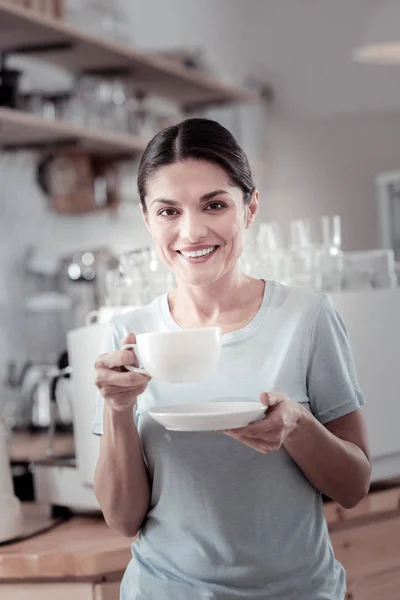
[206,202,225,211]
[158,208,178,217]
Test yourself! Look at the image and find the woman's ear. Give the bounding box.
[245,189,259,229]
[139,202,150,231]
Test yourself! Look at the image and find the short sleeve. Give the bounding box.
[306,294,366,424]
[91,322,120,436]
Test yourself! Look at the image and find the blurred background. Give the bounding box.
[0,2,400,599]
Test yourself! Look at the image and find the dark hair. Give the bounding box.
[137,118,255,213]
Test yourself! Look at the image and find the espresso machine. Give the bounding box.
[32,247,171,513]
[33,321,106,512]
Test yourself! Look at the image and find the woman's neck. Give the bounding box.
[168,271,265,331]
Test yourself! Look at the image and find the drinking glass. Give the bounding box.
[256,222,288,283]
[310,215,341,249]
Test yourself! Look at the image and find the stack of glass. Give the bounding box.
[103,248,174,307]
[255,222,289,283]
[251,215,398,292]
[297,215,343,292]
[252,215,344,292]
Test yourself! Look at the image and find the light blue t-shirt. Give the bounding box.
[93,280,366,600]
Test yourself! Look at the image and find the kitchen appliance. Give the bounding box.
[34,322,104,510]
[22,245,119,383]
[33,304,142,511]
[4,351,73,433]
[0,422,23,543]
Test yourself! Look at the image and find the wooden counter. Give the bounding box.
[326,486,400,600]
[0,516,132,581]
[7,432,75,463]
[1,487,400,599]
[0,505,133,600]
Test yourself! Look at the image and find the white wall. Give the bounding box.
[119,0,252,82]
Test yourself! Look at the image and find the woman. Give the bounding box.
[92,118,371,600]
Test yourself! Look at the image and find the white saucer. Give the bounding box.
[148,402,267,432]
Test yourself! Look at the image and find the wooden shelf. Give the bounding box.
[0,107,148,157]
[0,2,257,109]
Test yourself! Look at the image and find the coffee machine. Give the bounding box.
[31,246,169,512]
[33,322,106,512]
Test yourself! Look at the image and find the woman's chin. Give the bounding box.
[176,266,223,287]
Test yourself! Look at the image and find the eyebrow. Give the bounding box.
[150,189,230,206]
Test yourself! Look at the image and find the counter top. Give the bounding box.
[324,484,400,530]
[7,432,75,463]
[2,486,399,584]
[0,505,133,582]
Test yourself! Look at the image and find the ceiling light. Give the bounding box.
[352,2,400,65]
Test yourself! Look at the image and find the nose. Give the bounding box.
[179,211,208,243]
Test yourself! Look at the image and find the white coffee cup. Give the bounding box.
[121,327,222,382]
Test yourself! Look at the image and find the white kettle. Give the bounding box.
[0,422,23,542]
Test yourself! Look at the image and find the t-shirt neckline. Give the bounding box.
[159,279,275,344]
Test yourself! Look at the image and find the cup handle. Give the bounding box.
[121,344,150,376]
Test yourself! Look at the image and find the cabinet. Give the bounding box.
[2,491,400,600]
[331,288,400,481]
[0,513,132,599]
[0,580,121,600]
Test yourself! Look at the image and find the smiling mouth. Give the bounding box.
[177,246,219,259]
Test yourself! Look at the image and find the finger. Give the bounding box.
[223,432,270,454]
[121,332,136,346]
[223,414,282,438]
[96,349,140,370]
[260,392,286,408]
[118,334,138,371]
[96,368,150,388]
[101,382,148,398]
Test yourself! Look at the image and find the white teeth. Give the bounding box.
[181,246,216,258]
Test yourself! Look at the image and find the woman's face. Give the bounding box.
[142,159,258,287]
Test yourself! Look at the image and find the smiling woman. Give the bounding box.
[137,118,258,292]
[92,118,371,600]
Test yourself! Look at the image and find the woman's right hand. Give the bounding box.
[95,333,151,412]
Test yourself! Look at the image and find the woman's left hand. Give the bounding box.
[222,392,304,454]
